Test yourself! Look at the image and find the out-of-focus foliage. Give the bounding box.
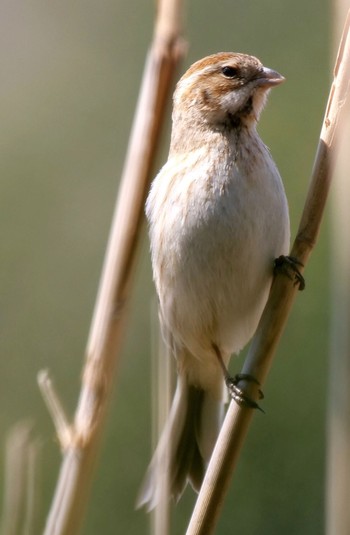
[0,1,330,533]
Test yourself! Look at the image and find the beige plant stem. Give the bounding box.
[326,2,350,534]
[41,2,185,534]
[186,11,350,535]
[38,370,73,450]
[1,422,40,535]
[23,436,41,535]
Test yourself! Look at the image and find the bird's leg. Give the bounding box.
[212,343,264,412]
[274,255,305,290]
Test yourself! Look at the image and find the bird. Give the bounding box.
[137,52,290,510]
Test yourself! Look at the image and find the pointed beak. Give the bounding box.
[255,67,285,88]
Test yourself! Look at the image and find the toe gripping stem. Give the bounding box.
[274,255,305,291]
[212,343,265,412]
[226,374,265,413]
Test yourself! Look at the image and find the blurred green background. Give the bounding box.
[0,0,332,533]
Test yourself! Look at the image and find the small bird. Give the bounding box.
[137,52,290,510]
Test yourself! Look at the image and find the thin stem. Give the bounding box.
[1,422,37,535]
[42,2,186,534]
[326,3,350,534]
[23,438,41,535]
[38,370,72,450]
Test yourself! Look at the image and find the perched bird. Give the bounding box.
[137,52,290,510]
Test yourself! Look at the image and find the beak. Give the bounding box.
[255,67,285,88]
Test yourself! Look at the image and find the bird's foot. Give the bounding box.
[274,255,305,291]
[226,374,265,413]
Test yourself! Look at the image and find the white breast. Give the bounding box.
[146,133,289,371]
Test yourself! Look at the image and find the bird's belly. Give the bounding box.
[154,172,289,359]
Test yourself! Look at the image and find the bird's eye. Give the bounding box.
[221,66,239,78]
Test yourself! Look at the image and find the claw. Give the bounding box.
[226,374,265,413]
[274,255,305,291]
[212,343,265,412]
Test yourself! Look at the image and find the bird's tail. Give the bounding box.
[136,374,224,510]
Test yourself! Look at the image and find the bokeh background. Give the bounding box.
[0,0,332,533]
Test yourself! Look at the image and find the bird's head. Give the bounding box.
[173,52,284,132]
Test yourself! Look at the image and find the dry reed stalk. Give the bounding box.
[186,11,350,535]
[326,2,350,534]
[150,305,173,535]
[40,2,186,534]
[1,422,40,535]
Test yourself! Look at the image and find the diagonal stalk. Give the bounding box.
[41,2,186,534]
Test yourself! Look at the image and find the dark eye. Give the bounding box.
[221,66,239,78]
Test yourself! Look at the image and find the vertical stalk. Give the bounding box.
[326,3,350,534]
[42,2,186,534]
